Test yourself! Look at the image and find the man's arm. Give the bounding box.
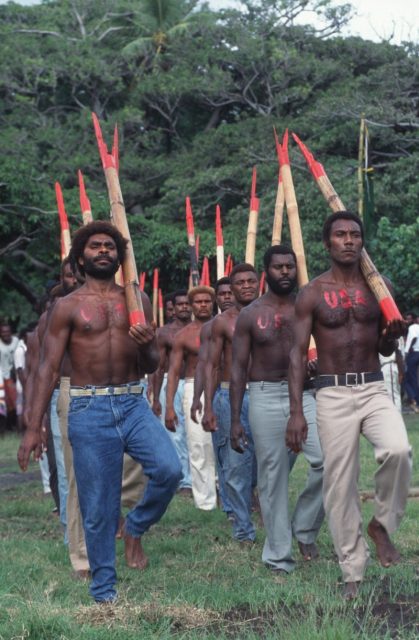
[151,329,168,416]
[377,281,406,357]
[128,291,159,373]
[191,323,210,423]
[286,287,313,453]
[230,311,251,453]
[18,299,72,470]
[165,334,184,432]
[202,318,224,432]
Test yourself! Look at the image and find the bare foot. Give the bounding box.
[298,541,319,561]
[367,517,400,567]
[124,532,148,570]
[71,569,91,581]
[343,581,360,600]
[116,515,125,539]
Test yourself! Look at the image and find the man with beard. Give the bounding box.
[152,290,192,493]
[230,245,324,572]
[165,286,217,510]
[286,212,411,599]
[18,221,182,603]
[191,277,235,516]
[202,265,259,543]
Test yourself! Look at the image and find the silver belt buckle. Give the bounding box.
[345,373,358,387]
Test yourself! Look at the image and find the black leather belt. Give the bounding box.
[315,371,383,389]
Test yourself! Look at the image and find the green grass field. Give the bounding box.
[1,415,418,640]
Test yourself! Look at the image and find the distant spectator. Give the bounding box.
[0,322,19,430]
[405,315,419,413]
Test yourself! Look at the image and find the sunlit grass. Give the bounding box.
[1,417,418,639]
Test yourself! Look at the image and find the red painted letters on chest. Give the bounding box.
[323,289,367,309]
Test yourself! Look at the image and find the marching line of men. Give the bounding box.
[17,211,412,603]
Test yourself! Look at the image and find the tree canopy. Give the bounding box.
[0,0,418,325]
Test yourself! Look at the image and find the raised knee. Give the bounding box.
[158,460,183,488]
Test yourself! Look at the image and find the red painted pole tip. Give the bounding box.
[112,124,119,173]
[153,268,159,290]
[55,181,69,229]
[216,205,223,246]
[78,170,91,213]
[291,132,325,179]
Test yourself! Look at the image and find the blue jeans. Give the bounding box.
[68,388,182,602]
[211,388,233,515]
[213,388,256,541]
[405,351,419,404]
[50,388,68,539]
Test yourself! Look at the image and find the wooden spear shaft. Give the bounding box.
[292,133,402,322]
[92,113,145,325]
[245,167,260,266]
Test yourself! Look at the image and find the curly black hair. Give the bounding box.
[70,221,128,276]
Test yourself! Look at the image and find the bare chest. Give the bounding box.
[315,286,379,328]
[73,299,129,334]
[251,308,294,345]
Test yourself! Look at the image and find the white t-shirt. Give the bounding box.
[13,339,27,394]
[405,324,419,354]
[0,335,19,379]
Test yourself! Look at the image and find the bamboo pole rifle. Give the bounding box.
[275,128,317,360]
[139,271,146,292]
[152,268,159,324]
[215,205,225,280]
[185,197,200,287]
[272,172,284,246]
[55,182,71,260]
[245,167,260,266]
[78,170,93,224]
[200,256,210,287]
[158,288,164,327]
[92,113,145,325]
[292,133,402,322]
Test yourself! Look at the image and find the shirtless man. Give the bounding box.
[286,212,412,599]
[203,264,259,543]
[152,290,192,492]
[230,247,324,570]
[165,286,216,510]
[163,294,175,324]
[191,277,234,515]
[18,220,182,603]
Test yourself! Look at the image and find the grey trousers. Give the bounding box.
[249,381,324,572]
[316,381,412,582]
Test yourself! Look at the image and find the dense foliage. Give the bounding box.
[0,0,417,325]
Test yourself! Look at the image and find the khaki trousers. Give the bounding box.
[57,378,147,572]
[316,381,412,582]
[182,380,217,510]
